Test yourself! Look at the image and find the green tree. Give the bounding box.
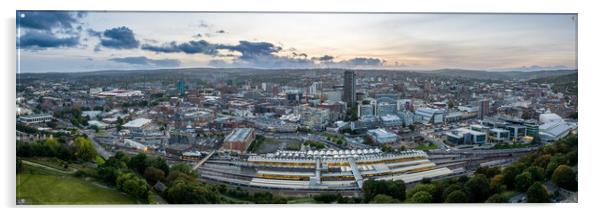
[370,194,399,203]
[148,156,170,175]
[502,166,521,189]
[408,191,432,203]
[527,182,549,203]
[144,166,166,185]
[464,174,490,202]
[485,194,507,203]
[490,174,505,193]
[515,172,534,192]
[445,190,468,203]
[116,172,150,201]
[313,193,341,203]
[407,183,437,200]
[525,166,545,182]
[170,163,194,176]
[442,184,464,201]
[128,153,149,174]
[551,165,577,191]
[73,136,97,161]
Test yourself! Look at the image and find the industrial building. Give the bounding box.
[221,128,256,153]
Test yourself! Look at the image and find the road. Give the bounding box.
[21,160,76,174]
[82,130,114,159]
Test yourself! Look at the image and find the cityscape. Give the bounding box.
[16,11,578,204]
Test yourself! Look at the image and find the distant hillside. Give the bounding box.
[530,72,578,95]
[422,69,577,81]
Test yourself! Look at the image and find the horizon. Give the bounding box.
[17,11,577,73]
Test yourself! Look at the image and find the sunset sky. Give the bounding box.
[16,11,577,72]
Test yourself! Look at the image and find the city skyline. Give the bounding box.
[17,12,577,73]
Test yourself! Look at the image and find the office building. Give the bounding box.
[343,70,356,108]
[367,128,399,145]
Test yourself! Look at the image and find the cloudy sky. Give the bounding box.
[16,11,577,73]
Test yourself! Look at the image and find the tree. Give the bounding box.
[525,166,545,182]
[515,172,534,192]
[526,182,549,203]
[370,194,399,203]
[73,136,97,161]
[445,190,468,203]
[362,179,406,202]
[442,184,464,201]
[148,156,170,175]
[128,153,149,174]
[490,174,505,193]
[144,166,166,185]
[408,191,432,203]
[485,194,507,203]
[551,165,577,191]
[407,183,437,200]
[502,166,521,189]
[171,163,194,176]
[116,172,150,201]
[464,174,490,202]
[313,193,341,203]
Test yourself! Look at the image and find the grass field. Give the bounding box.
[16,163,137,205]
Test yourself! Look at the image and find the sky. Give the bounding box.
[16,11,577,73]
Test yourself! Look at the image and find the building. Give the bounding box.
[222,128,256,153]
[506,125,527,140]
[489,128,511,143]
[343,70,356,108]
[539,120,574,142]
[415,108,444,125]
[380,114,403,127]
[367,128,399,145]
[358,104,375,117]
[445,128,487,145]
[479,99,490,120]
[123,118,152,132]
[176,80,186,96]
[376,103,397,116]
[18,114,53,124]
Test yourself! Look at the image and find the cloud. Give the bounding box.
[109,56,181,67]
[17,11,86,49]
[336,57,385,67]
[99,26,140,49]
[17,30,79,48]
[219,41,282,59]
[312,55,334,63]
[17,11,85,31]
[142,40,220,55]
[142,38,385,69]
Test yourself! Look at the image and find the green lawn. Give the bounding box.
[17,164,137,205]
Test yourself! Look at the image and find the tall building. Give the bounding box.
[479,99,490,120]
[343,70,356,108]
[176,80,186,96]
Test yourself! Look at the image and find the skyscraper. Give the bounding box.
[343,70,356,108]
[176,80,186,96]
[479,99,490,119]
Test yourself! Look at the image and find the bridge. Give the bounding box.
[193,150,216,170]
